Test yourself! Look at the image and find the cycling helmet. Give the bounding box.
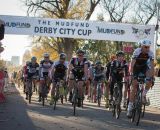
[116,51,125,56]
[43,52,50,57]
[76,49,85,55]
[139,39,152,46]
[59,53,66,59]
[95,61,102,65]
[31,56,37,61]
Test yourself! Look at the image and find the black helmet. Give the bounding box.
[76,49,85,55]
[116,51,124,56]
[95,61,102,65]
[59,53,66,59]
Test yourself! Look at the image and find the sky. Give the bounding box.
[0,0,102,64]
[0,0,32,64]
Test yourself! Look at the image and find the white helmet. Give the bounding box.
[139,39,152,46]
[43,52,50,57]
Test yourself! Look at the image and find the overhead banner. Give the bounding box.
[0,15,155,43]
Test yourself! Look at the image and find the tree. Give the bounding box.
[24,0,101,60]
[22,50,31,65]
[31,44,59,62]
[133,0,157,25]
[101,0,134,22]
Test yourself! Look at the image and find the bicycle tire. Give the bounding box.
[61,95,63,104]
[28,80,32,104]
[135,92,142,126]
[112,104,116,117]
[29,94,31,104]
[97,84,101,107]
[141,104,145,118]
[42,97,45,106]
[54,88,59,110]
[115,104,121,119]
[73,93,76,116]
[131,107,136,122]
[41,88,45,106]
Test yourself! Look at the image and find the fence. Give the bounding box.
[147,77,160,108]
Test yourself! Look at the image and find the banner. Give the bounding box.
[0,15,155,43]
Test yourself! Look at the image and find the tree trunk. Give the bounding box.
[63,38,75,61]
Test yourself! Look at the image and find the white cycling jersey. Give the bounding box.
[39,60,53,78]
[132,48,154,60]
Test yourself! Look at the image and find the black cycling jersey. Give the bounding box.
[70,57,88,79]
[27,62,39,78]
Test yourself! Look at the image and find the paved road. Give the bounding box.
[0,84,160,130]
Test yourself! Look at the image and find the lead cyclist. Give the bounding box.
[127,39,155,118]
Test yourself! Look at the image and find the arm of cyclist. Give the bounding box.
[67,61,74,81]
[84,61,89,81]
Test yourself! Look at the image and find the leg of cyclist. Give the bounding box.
[50,80,56,105]
[105,80,110,108]
[38,80,43,102]
[142,69,153,104]
[127,77,138,117]
[68,73,74,102]
[77,80,84,107]
[122,76,128,108]
[25,78,29,100]
[109,76,116,102]
[93,80,97,103]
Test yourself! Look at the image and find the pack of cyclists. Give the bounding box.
[18,39,154,119]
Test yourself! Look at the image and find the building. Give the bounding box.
[11,56,20,66]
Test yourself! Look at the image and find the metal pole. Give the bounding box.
[155,0,160,59]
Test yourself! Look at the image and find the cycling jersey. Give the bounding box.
[106,61,112,80]
[132,48,154,66]
[39,60,53,78]
[53,61,68,80]
[94,66,105,81]
[132,48,154,75]
[111,59,128,78]
[70,57,88,80]
[26,62,39,78]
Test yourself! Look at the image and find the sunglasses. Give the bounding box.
[60,58,65,60]
[44,57,49,58]
[78,54,84,57]
[144,46,150,49]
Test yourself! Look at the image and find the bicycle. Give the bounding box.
[53,79,65,110]
[26,78,33,104]
[96,80,103,107]
[72,78,84,116]
[41,75,49,106]
[111,81,125,119]
[131,73,146,126]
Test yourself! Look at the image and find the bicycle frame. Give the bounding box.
[131,75,145,126]
[96,80,103,107]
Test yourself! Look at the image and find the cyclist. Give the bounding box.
[93,61,105,103]
[67,49,88,107]
[105,55,116,108]
[50,53,68,105]
[109,51,128,104]
[88,63,95,101]
[127,39,154,118]
[26,57,39,100]
[39,53,53,102]
[22,61,30,93]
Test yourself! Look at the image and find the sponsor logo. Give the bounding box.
[132,27,151,39]
[5,22,31,28]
